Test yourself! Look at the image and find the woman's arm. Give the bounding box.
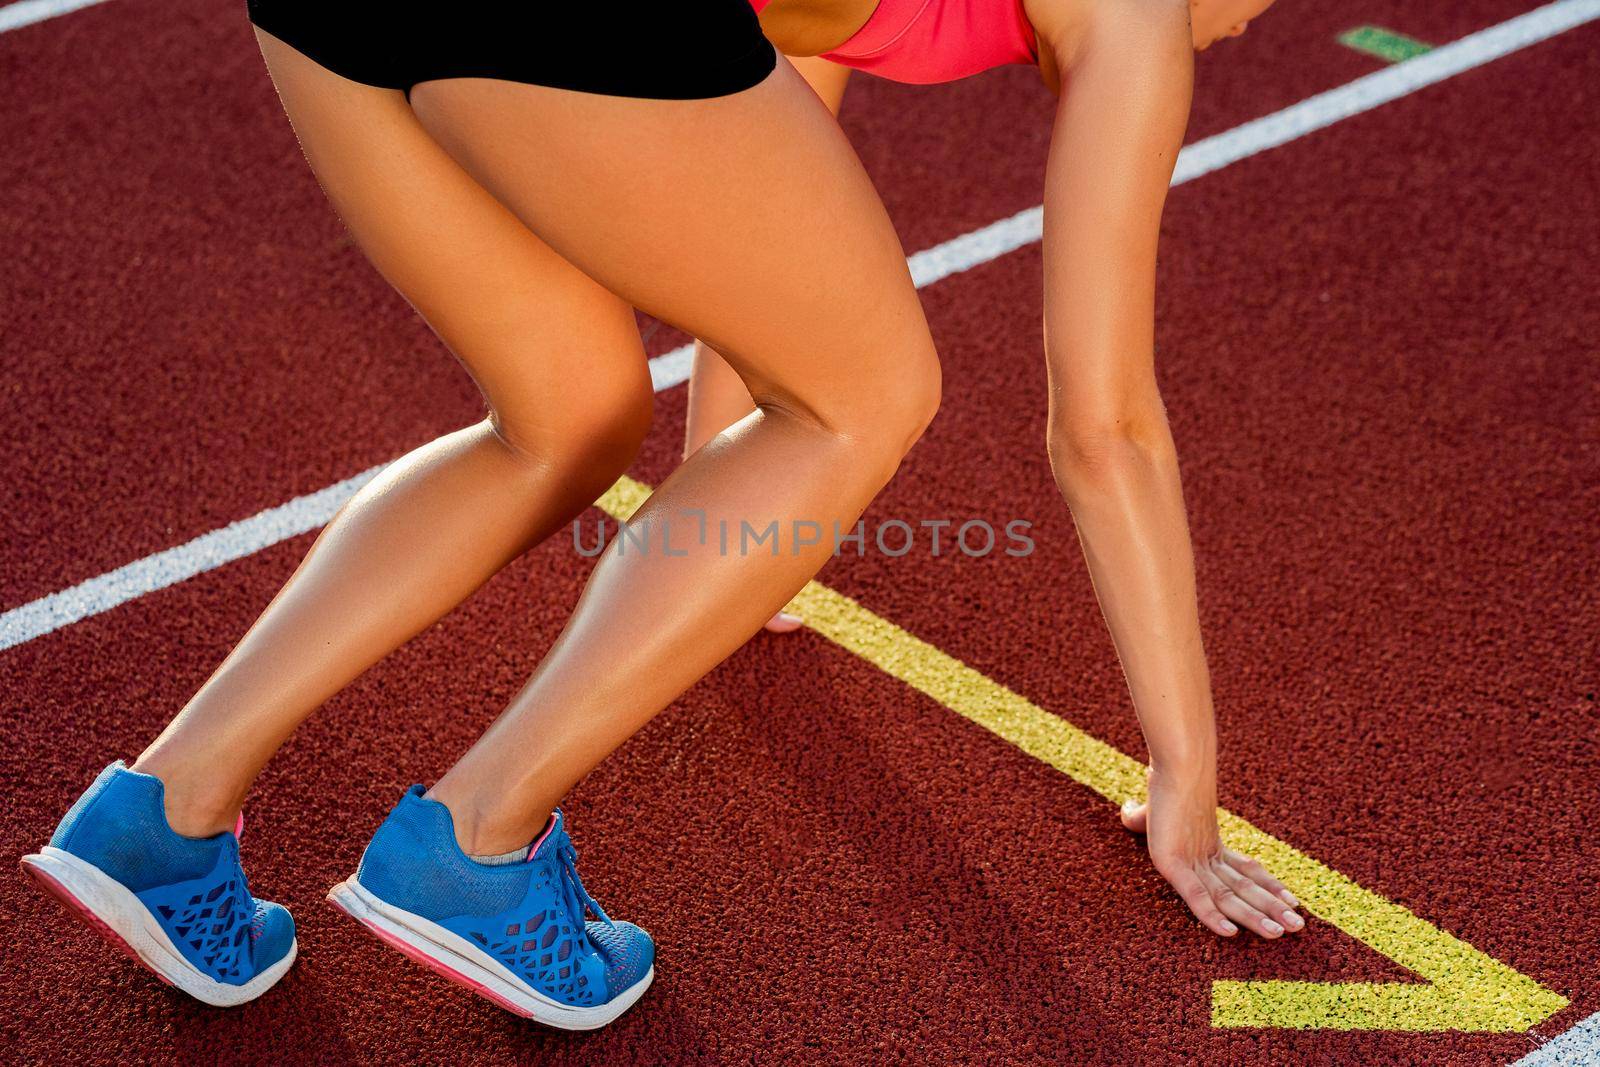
[1033,0,1302,938]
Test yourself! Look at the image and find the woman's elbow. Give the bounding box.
[1046,406,1178,502]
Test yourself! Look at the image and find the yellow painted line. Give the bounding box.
[596,477,1568,1032]
[598,475,653,524]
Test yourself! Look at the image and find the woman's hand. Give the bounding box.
[1120,770,1304,939]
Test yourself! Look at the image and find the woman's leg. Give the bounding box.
[683,55,854,461]
[143,40,936,855]
[682,55,855,633]
[397,65,934,853]
[134,34,657,836]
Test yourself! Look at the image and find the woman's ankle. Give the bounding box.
[426,779,547,858]
[129,751,246,839]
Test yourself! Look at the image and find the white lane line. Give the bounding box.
[1511,1010,1600,1066]
[1,468,383,650]
[0,0,110,34]
[3,0,1597,653]
[1173,0,1600,186]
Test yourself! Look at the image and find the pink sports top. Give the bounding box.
[750,0,1038,84]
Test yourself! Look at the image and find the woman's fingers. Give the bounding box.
[1214,858,1304,933]
[1130,772,1302,939]
[1165,867,1239,937]
[1224,848,1300,909]
[1196,863,1286,938]
[1119,798,1150,833]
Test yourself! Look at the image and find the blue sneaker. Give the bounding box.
[21,762,297,1006]
[328,786,654,1029]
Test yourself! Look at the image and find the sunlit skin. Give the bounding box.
[133,33,940,869]
[684,0,1299,940]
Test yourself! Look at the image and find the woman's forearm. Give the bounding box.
[1049,405,1217,779]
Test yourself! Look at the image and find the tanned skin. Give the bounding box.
[134,34,941,863]
[686,0,1300,941]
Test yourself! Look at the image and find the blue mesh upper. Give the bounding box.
[51,762,220,892]
[355,786,530,919]
[250,901,296,974]
[49,762,294,984]
[587,920,655,995]
[356,787,652,1008]
[137,851,258,982]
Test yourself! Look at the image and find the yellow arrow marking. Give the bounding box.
[596,476,1568,1032]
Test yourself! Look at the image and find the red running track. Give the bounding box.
[1,1,1596,1062]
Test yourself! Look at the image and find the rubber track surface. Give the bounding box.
[1,1,1594,1062]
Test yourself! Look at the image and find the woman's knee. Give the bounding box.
[491,377,654,488]
[786,331,942,482]
[859,328,941,448]
[875,346,943,461]
[898,346,944,449]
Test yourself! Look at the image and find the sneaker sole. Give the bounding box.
[327,876,653,1030]
[20,846,297,1007]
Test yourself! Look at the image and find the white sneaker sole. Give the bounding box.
[327,876,653,1030]
[20,846,296,1007]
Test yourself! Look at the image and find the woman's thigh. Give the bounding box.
[254,31,652,451]
[406,59,938,438]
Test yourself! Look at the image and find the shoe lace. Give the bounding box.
[556,837,613,943]
[223,839,263,952]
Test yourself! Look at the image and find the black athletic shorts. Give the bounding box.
[245,2,778,99]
